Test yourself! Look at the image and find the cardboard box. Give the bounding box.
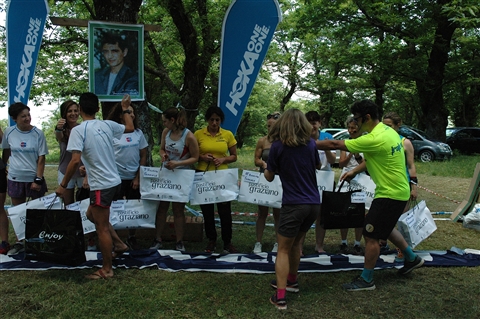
[116,216,204,242]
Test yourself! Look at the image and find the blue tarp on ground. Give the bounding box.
[1,249,479,273]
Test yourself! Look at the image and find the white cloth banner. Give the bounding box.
[7,193,62,240]
[397,200,437,249]
[140,166,195,203]
[316,170,335,202]
[66,199,96,235]
[238,170,282,208]
[337,168,376,209]
[190,168,239,205]
[110,199,159,230]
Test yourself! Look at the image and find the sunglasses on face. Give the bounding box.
[267,113,280,120]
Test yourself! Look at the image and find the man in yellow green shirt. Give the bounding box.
[316,99,424,291]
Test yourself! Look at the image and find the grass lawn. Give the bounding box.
[0,149,479,319]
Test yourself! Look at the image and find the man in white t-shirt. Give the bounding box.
[56,92,134,280]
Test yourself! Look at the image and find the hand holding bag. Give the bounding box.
[24,197,86,266]
[320,180,366,229]
[337,168,376,209]
[397,200,437,249]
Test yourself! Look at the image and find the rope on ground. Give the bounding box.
[417,184,461,204]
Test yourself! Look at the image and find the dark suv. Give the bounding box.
[398,126,452,162]
[446,127,480,154]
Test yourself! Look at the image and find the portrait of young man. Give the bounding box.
[89,22,144,102]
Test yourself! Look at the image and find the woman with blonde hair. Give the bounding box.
[264,109,321,310]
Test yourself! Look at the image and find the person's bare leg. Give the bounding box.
[288,232,307,276]
[172,202,185,242]
[275,234,296,290]
[154,201,169,241]
[0,193,8,242]
[11,197,26,206]
[315,221,326,252]
[363,236,380,269]
[387,228,409,251]
[256,205,269,242]
[110,224,128,253]
[354,227,363,243]
[62,188,75,206]
[89,205,114,278]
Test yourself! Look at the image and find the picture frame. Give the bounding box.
[88,21,144,102]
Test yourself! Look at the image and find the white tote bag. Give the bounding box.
[140,166,195,203]
[397,200,437,249]
[238,170,282,208]
[7,193,62,240]
[190,168,239,205]
[110,199,159,230]
[316,170,335,202]
[337,168,376,209]
[66,199,96,235]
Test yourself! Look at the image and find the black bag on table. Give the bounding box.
[25,204,86,266]
[320,181,366,229]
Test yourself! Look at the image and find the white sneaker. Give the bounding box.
[272,242,278,253]
[253,242,262,253]
[7,242,24,256]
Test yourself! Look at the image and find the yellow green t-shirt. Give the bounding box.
[345,123,410,201]
[194,127,237,171]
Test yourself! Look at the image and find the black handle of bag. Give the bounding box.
[46,195,58,210]
[203,161,217,174]
[337,180,347,192]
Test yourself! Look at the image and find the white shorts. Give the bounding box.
[58,171,85,190]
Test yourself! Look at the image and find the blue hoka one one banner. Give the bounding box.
[218,0,282,134]
[6,0,49,125]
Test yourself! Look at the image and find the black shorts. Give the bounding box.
[278,204,320,238]
[363,198,408,240]
[90,184,122,208]
[0,168,6,193]
[116,179,141,200]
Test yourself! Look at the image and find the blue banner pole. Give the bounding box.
[218,0,282,135]
[6,0,49,126]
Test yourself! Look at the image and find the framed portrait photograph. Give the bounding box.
[88,21,144,102]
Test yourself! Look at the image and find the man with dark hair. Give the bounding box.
[56,92,135,279]
[316,99,424,291]
[94,32,139,96]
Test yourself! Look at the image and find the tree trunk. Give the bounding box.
[92,0,154,165]
[416,0,457,141]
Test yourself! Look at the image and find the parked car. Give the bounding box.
[398,125,452,162]
[446,127,480,154]
[321,128,345,137]
[332,129,349,141]
[331,129,349,165]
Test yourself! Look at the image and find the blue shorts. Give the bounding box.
[7,179,47,199]
[278,204,320,238]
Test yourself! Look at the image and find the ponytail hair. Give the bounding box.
[163,106,187,130]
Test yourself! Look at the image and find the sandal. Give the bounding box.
[85,269,109,280]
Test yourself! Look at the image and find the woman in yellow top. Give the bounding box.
[194,106,238,254]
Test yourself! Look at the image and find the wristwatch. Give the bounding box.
[122,109,132,115]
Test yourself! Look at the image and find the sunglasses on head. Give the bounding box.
[267,113,280,120]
